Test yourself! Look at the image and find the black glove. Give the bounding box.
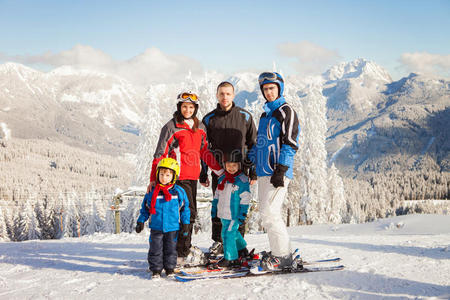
[181,224,190,237]
[135,222,144,233]
[199,173,208,184]
[199,160,208,183]
[248,166,257,181]
[270,164,289,188]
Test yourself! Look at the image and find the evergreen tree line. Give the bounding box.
[0,193,141,241]
[0,138,132,202]
[0,138,135,241]
[342,169,449,223]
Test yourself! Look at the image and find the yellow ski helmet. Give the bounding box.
[156,158,180,184]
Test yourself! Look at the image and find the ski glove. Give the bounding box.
[249,167,257,181]
[181,224,190,237]
[135,222,144,233]
[199,173,208,184]
[270,164,289,188]
[242,157,257,180]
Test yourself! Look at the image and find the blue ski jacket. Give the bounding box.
[211,173,251,221]
[248,96,300,179]
[137,184,190,233]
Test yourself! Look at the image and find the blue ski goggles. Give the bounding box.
[258,72,284,85]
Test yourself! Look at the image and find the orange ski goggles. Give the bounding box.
[177,92,199,103]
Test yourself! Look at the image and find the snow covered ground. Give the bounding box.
[1,214,449,299]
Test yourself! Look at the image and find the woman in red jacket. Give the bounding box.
[148,92,223,261]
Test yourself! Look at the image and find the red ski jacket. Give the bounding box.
[150,118,222,182]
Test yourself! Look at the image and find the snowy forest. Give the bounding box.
[0,139,136,241]
[0,72,448,242]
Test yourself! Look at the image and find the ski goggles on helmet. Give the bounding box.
[258,72,284,85]
[177,92,199,103]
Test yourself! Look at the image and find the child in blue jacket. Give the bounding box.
[135,158,190,278]
[212,151,251,267]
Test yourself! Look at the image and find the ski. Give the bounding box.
[249,264,345,276]
[177,256,341,276]
[175,270,250,282]
[174,264,344,282]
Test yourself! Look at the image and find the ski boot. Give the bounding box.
[238,248,258,267]
[217,258,241,269]
[208,241,224,256]
[186,245,207,266]
[291,253,304,271]
[259,251,293,271]
[177,246,207,267]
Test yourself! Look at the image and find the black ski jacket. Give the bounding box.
[200,103,257,181]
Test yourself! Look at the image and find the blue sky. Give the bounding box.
[0,0,449,82]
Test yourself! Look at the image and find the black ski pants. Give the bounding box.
[176,179,197,257]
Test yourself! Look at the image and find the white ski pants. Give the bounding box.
[258,176,291,257]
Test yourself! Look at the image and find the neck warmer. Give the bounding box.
[149,183,174,215]
[217,171,241,191]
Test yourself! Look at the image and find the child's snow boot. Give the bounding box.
[151,270,161,279]
[237,247,249,259]
[165,268,175,278]
[217,258,240,268]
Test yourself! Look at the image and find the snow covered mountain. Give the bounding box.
[323,58,392,122]
[1,59,448,178]
[0,62,145,155]
[323,59,449,177]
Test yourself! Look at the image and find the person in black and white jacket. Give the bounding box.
[200,81,257,254]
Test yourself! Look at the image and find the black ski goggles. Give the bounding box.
[258,72,284,85]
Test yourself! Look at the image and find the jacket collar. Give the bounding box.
[215,102,235,115]
[263,97,286,116]
[174,119,192,130]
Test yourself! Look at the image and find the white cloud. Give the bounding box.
[118,47,203,87]
[400,52,450,78]
[1,45,204,87]
[278,41,341,75]
[3,45,114,69]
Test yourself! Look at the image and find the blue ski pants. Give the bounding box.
[221,219,247,260]
[148,230,178,272]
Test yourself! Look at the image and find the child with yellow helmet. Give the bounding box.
[136,158,190,279]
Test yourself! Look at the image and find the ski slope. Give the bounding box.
[0,214,449,299]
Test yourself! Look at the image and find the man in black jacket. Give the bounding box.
[200,81,257,254]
